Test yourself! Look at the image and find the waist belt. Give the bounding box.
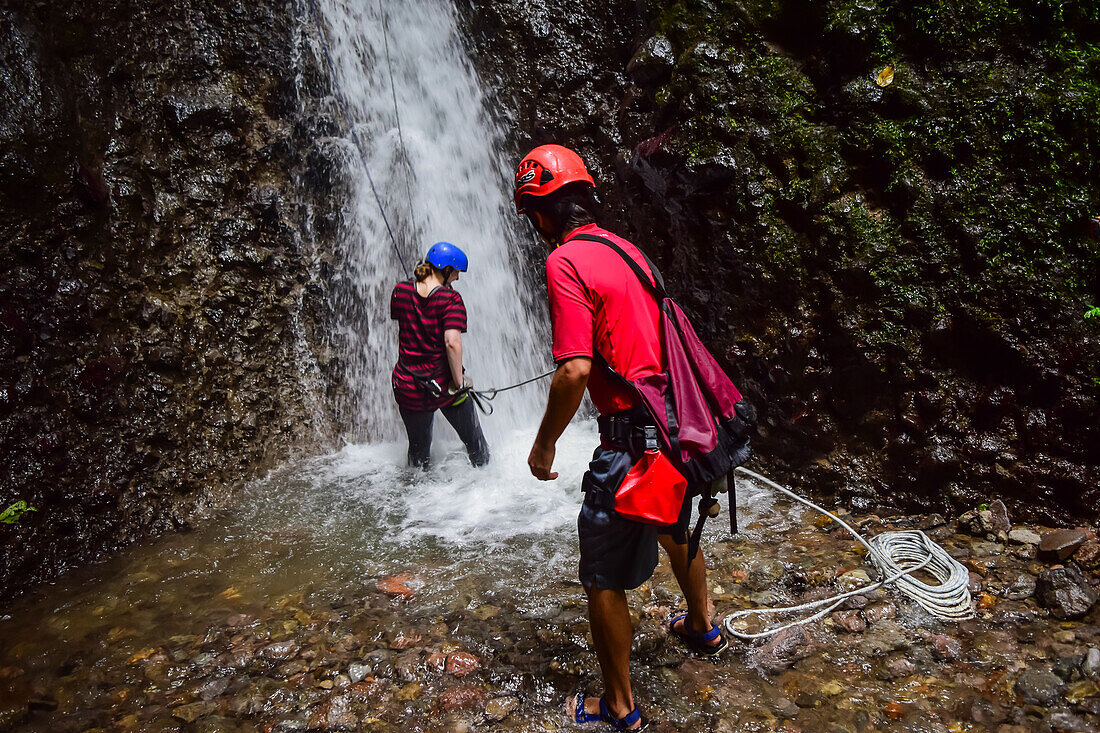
[396,362,445,398]
[597,409,659,454]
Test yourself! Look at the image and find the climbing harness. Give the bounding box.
[723,467,974,641]
[403,367,555,415]
[306,0,411,278]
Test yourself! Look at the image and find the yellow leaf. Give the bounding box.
[876,65,895,87]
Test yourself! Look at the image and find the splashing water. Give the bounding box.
[316,0,547,444]
[294,0,600,549]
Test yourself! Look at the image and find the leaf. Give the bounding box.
[875,65,895,87]
[0,501,36,524]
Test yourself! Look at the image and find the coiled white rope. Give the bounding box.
[723,467,974,641]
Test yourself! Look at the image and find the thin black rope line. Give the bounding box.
[380,4,416,213]
[306,0,411,279]
[473,368,556,400]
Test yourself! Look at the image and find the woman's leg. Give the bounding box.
[398,407,435,468]
[440,399,490,467]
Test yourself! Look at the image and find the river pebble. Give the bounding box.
[6,503,1100,731]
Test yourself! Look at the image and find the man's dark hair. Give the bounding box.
[524,181,597,236]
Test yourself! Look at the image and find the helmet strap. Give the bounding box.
[526,210,562,247]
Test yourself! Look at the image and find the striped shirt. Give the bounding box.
[390,280,467,411]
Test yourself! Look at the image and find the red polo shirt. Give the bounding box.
[546,224,663,415]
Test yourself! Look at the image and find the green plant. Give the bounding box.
[1085,304,1100,319]
[0,501,36,524]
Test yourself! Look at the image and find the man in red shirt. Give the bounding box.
[515,145,726,730]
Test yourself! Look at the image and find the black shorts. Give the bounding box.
[577,444,693,591]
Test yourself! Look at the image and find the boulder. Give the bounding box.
[1083,648,1100,679]
[444,652,480,677]
[988,500,1011,534]
[1036,567,1099,619]
[485,696,520,722]
[830,610,866,633]
[959,508,996,536]
[744,559,786,591]
[1074,540,1100,570]
[1039,530,1089,561]
[930,634,963,661]
[1014,669,1065,706]
[752,627,810,675]
[1009,528,1042,545]
[438,684,489,712]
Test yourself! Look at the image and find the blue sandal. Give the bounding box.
[669,612,729,657]
[571,694,650,730]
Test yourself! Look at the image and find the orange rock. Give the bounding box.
[978,593,998,610]
[127,648,158,665]
[445,652,480,677]
[730,570,746,583]
[347,679,388,705]
[884,702,905,720]
[378,574,416,598]
[426,653,447,672]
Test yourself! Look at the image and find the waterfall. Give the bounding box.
[313,0,547,444]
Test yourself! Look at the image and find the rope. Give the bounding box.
[380,3,416,214]
[723,467,973,641]
[306,0,411,279]
[442,367,554,413]
[450,369,557,416]
[473,369,556,400]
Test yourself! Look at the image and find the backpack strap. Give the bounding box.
[569,233,667,295]
[569,233,682,462]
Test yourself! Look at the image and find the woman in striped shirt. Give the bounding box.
[390,242,490,468]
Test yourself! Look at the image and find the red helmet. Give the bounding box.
[513,144,595,213]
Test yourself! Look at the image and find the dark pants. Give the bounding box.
[398,399,490,468]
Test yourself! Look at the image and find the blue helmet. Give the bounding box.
[425,241,468,272]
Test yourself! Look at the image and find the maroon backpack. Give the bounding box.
[572,234,755,546]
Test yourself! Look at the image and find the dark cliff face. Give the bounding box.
[0,1,340,599]
[1,0,1097,600]
[462,0,1100,523]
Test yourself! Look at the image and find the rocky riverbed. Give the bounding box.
[4,455,1100,732]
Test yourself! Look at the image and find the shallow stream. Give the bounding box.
[6,428,1096,732]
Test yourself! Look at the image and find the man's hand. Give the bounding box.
[528,357,590,481]
[528,440,558,481]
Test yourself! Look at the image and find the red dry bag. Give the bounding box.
[613,449,688,525]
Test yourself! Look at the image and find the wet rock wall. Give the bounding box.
[0,1,341,600]
[462,0,1100,523]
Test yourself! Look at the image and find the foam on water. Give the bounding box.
[314,0,547,442]
[247,421,598,549]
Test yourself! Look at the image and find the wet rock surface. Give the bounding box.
[461,0,1100,524]
[5,494,1100,732]
[0,1,341,599]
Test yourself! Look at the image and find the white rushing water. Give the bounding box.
[315,0,548,444]
[308,0,593,543]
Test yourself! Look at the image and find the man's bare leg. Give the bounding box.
[659,534,720,642]
[568,584,643,727]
